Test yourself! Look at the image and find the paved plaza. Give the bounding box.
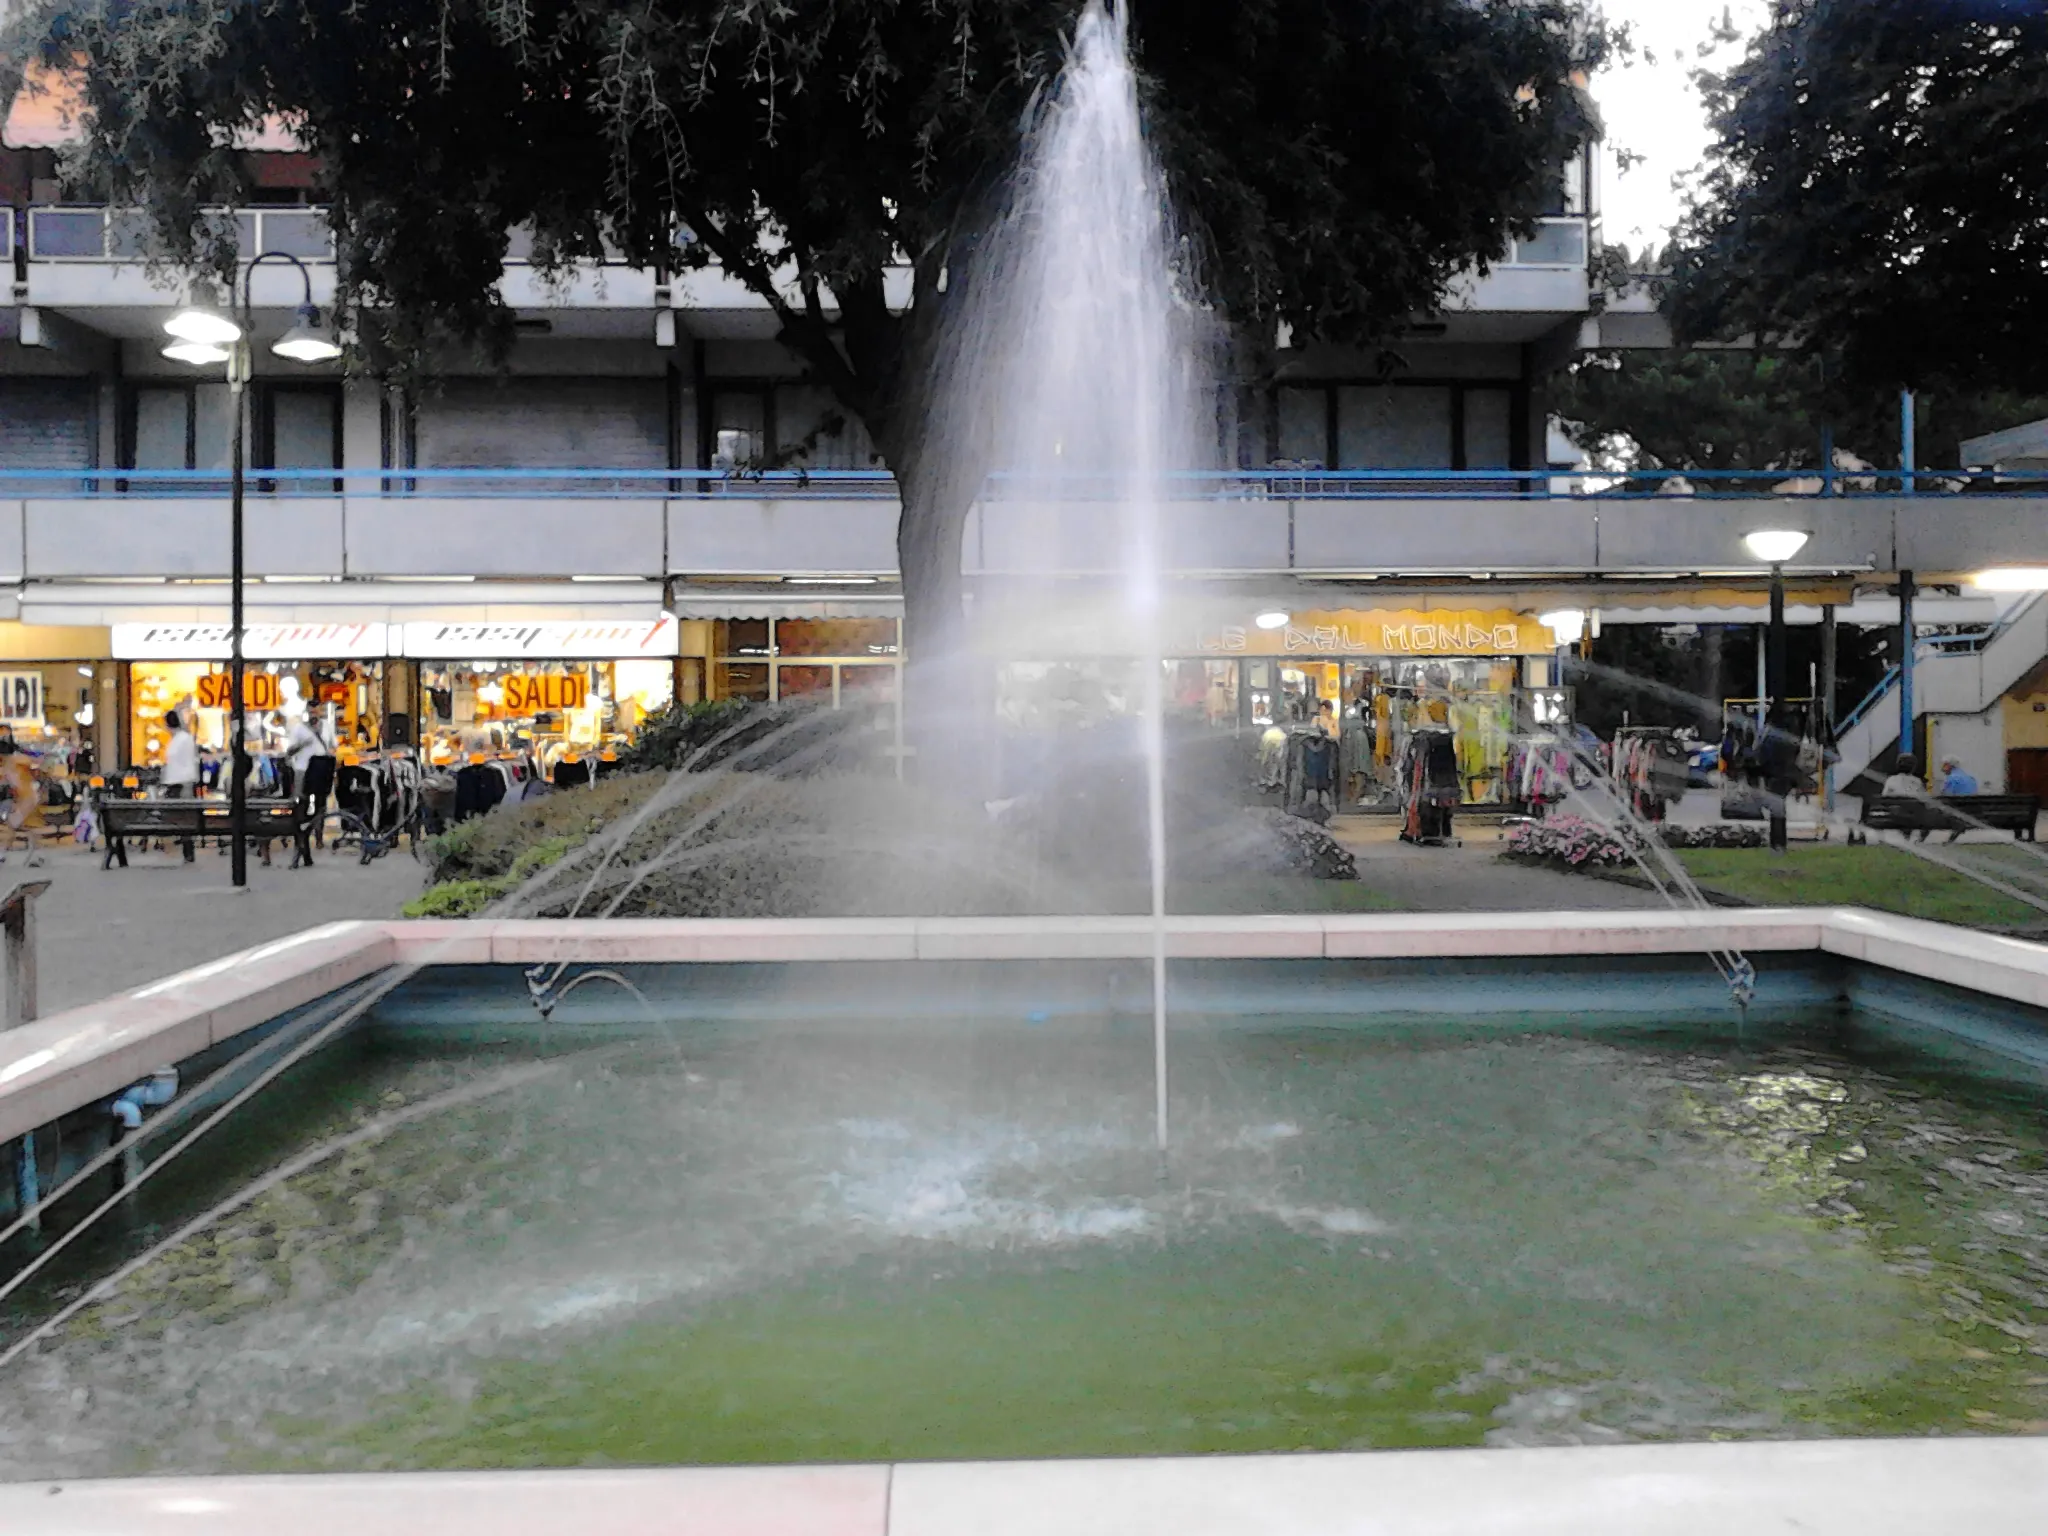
[7,841,426,1016]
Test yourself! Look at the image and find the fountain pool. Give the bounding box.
[5,915,2048,1489]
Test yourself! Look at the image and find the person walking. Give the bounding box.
[161,711,201,863]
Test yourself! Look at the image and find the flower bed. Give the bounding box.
[1503,814,1763,871]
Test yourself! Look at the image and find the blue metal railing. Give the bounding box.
[0,464,2044,501]
[1832,606,2036,738]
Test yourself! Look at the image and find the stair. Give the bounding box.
[1833,594,2048,784]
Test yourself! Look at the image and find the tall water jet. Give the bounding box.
[931,0,1207,1149]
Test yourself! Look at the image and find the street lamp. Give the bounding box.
[161,252,342,888]
[1743,530,1811,853]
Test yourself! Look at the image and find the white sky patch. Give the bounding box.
[1588,0,1772,255]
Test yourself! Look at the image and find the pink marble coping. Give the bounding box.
[6,1439,2047,1535]
[1821,908,2048,1011]
[889,1439,2048,1536]
[0,922,396,1146]
[0,1465,889,1536]
[8,908,2048,1152]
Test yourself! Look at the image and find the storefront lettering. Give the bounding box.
[196,673,283,711]
[401,618,678,659]
[113,623,388,661]
[1377,622,1523,653]
[0,673,43,722]
[1194,610,1541,657]
[502,674,590,714]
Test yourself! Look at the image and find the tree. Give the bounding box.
[1554,348,2048,473]
[1669,0,2048,396]
[11,0,1602,737]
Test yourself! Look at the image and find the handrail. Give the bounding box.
[0,464,2044,502]
[1832,594,2047,738]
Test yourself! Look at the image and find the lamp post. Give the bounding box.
[162,253,342,888]
[1743,530,1811,853]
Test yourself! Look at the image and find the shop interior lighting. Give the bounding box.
[1972,568,2048,592]
[163,307,242,346]
[1741,529,1811,564]
[1254,611,1290,630]
[1538,609,1587,646]
[785,576,882,586]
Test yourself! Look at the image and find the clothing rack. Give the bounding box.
[1398,728,1460,846]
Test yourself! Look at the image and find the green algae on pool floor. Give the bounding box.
[6,1020,2048,1475]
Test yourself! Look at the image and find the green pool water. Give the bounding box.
[4,1011,2047,1476]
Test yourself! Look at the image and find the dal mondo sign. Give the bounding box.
[1197,609,1557,658]
[502,674,589,713]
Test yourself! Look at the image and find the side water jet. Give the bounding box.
[935,0,1203,1150]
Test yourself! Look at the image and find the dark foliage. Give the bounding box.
[1669,0,2048,395]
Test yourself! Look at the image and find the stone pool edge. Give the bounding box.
[3,1436,2046,1534]
[3,906,2042,1147]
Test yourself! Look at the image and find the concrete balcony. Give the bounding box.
[0,471,2042,592]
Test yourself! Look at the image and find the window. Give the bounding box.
[1263,382,1524,472]
[1337,386,1452,469]
[125,383,233,487]
[1462,389,1514,470]
[774,384,876,470]
[1276,387,1327,466]
[259,385,342,491]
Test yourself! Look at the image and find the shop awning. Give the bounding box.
[664,594,904,621]
[18,581,666,628]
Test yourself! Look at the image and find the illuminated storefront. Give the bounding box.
[115,623,389,769]
[691,615,902,708]
[996,607,1567,809]
[403,619,680,769]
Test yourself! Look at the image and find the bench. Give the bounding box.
[97,796,310,870]
[1855,793,2040,843]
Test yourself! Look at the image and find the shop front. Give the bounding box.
[0,624,118,786]
[995,606,1567,809]
[114,622,391,774]
[687,614,903,710]
[403,619,681,771]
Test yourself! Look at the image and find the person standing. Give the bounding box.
[161,711,200,863]
[286,715,336,848]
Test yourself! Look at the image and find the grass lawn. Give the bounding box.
[1676,844,2048,930]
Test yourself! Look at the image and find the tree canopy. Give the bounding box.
[1553,349,2048,474]
[1669,0,2048,395]
[10,0,1603,721]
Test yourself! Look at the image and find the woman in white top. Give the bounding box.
[1880,754,1927,798]
[161,712,201,863]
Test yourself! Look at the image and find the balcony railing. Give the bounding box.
[24,206,334,262]
[0,466,2040,500]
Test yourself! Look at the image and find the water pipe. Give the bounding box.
[11,1132,36,1235]
[109,1068,180,1132]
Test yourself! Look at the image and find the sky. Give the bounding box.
[1587,0,1773,256]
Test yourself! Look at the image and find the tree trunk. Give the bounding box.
[892,446,975,783]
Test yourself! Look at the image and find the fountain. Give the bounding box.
[930,0,1203,1147]
[9,2,2048,1522]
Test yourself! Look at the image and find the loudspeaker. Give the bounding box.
[383,712,415,747]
